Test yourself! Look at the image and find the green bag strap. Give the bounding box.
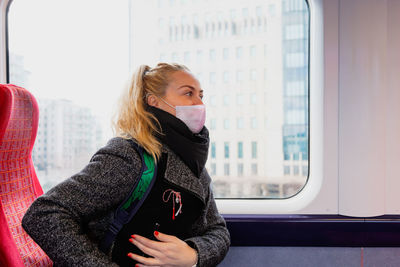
[100,141,157,253]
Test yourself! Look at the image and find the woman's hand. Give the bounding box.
[127,231,198,267]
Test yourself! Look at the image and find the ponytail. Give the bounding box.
[113,63,189,160]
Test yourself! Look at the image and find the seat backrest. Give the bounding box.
[0,84,52,266]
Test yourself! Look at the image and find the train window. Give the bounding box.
[8,0,310,200]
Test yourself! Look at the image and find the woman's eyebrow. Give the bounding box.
[177,85,203,94]
[177,85,195,90]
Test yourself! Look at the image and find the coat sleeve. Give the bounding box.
[22,138,141,266]
[185,186,231,267]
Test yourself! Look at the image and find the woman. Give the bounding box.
[22,63,230,267]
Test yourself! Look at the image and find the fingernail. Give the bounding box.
[135,264,139,267]
[131,234,135,238]
[129,238,134,243]
[154,231,159,236]
[127,253,132,257]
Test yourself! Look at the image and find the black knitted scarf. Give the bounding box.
[147,106,209,178]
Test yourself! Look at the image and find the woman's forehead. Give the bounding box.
[170,71,201,89]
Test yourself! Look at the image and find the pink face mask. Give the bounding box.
[158,97,206,134]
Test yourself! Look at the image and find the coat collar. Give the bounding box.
[161,145,210,205]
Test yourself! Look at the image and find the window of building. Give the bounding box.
[285,109,306,125]
[211,142,216,159]
[158,18,166,29]
[223,95,230,106]
[250,45,256,58]
[251,141,257,159]
[224,21,229,35]
[285,24,304,40]
[250,18,256,33]
[224,163,230,176]
[194,25,200,39]
[224,142,229,159]
[209,72,216,84]
[236,94,244,105]
[210,118,217,130]
[223,48,229,60]
[268,4,276,16]
[238,142,243,158]
[223,71,230,83]
[236,46,243,59]
[302,166,308,176]
[250,69,257,81]
[231,22,237,35]
[172,52,179,61]
[293,166,299,175]
[286,81,305,96]
[250,93,257,104]
[211,163,216,175]
[242,8,249,18]
[196,72,203,84]
[184,51,190,63]
[230,9,237,20]
[284,0,307,12]
[223,118,230,129]
[251,163,258,175]
[209,49,216,61]
[251,117,257,129]
[286,52,305,68]
[237,118,244,129]
[210,95,217,106]
[284,166,290,175]
[256,6,262,17]
[238,163,244,176]
[196,50,202,63]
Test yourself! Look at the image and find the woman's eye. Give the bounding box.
[185,92,193,96]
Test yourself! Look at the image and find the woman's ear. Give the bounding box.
[147,95,159,107]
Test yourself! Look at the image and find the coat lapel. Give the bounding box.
[161,146,209,205]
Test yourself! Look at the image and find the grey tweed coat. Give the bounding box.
[22,137,230,267]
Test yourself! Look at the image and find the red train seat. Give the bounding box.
[0,84,52,266]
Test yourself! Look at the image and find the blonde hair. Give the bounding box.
[113,63,190,161]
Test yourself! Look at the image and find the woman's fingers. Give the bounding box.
[127,252,161,266]
[131,234,168,251]
[129,238,161,258]
[153,231,177,243]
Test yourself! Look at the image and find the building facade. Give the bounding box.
[282,0,309,195]
[32,99,103,191]
[130,0,309,198]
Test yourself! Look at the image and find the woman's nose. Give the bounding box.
[194,95,203,105]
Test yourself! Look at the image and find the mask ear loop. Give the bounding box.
[145,93,176,110]
[157,96,176,109]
